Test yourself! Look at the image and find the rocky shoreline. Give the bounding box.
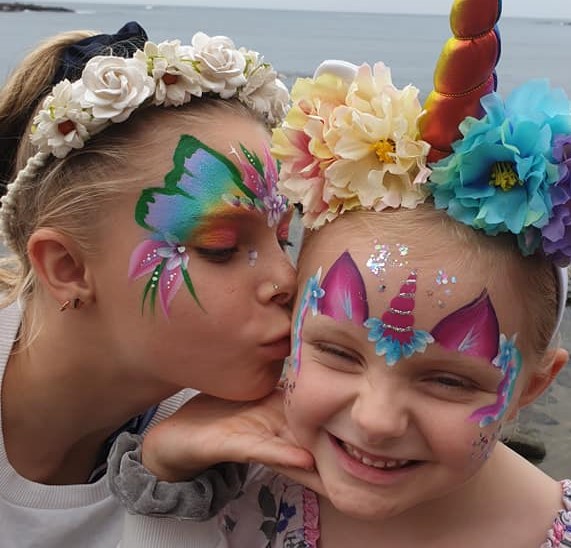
[0,2,73,12]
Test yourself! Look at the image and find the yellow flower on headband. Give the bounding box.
[273,61,432,229]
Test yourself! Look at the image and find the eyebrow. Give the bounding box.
[419,345,503,376]
[302,315,365,346]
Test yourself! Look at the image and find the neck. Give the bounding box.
[1,300,178,484]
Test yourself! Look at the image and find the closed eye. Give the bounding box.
[195,247,239,263]
[315,342,362,364]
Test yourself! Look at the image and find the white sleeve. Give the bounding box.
[120,514,226,548]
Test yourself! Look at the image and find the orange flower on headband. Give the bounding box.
[273,61,431,229]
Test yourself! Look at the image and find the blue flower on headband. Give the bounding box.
[429,79,571,253]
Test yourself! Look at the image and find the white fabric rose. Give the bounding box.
[239,49,289,124]
[30,80,99,157]
[192,32,247,98]
[137,40,203,107]
[80,56,155,122]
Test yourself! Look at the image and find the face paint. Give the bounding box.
[431,290,499,362]
[366,241,410,278]
[430,290,522,426]
[471,426,500,460]
[436,269,457,286]
[291,268,324,374]
[248,249,258,267]
[193,227,238,249]
[129,135,285,316]
[227,144,289,227]
[364,271,434,366]
[319,251,369,324]
[470,334,522,427]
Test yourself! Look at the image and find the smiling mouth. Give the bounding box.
[337,438,420,471]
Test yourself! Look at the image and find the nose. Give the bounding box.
[350,379,409,444]
[257,246,297,306]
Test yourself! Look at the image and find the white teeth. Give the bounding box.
[341,441,410,470]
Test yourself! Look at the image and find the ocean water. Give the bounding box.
[0,3,570,97]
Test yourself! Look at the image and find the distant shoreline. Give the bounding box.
[0,2,73,12]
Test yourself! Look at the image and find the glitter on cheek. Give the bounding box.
[471,425,501,460]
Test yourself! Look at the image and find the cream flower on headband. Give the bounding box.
[273,60,431,229]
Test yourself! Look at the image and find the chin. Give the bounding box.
[326,486,404,522]
[222,366,282,401]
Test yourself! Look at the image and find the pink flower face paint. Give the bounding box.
[129,135,288,316]
[226,144,289,227]
[365,271,434,366]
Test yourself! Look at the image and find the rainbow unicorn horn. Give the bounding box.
[419,0,502,163]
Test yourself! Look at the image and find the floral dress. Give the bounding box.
[219,466,319,547]
[220,468,570,547]
[543,480,571,547]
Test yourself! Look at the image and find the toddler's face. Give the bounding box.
[284,218,530,520]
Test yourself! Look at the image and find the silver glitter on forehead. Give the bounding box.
[436,269,457,286]
[366,241,410,277]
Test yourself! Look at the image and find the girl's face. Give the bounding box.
[89,112,296,401]
[284,219,532,520]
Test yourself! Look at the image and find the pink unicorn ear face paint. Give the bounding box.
[430,289,523,426]
[128,135,289,317]
[320,251,369,324]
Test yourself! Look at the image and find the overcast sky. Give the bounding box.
[63,0,571,19]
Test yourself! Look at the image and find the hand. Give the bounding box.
[141,389,315,482]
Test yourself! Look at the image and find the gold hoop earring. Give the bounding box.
[59,300,71,312]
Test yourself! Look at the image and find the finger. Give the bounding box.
[244,440,315,471]
[272,464,327,496]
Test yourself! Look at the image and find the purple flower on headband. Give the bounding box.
[541,135,571,266]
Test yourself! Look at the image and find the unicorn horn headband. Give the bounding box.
[272,0,571,335]
[418,0,502,162]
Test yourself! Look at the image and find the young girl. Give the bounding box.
[0,21,314,548]
[114,1,571,546]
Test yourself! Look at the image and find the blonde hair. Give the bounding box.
[299,206,558,364]
[0,30,263,308]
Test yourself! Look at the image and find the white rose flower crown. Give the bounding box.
[0,21,290,248]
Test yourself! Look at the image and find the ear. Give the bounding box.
[27,228,94,307]
[517,347,568,409]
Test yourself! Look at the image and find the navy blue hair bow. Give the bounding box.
[52,21,149,84]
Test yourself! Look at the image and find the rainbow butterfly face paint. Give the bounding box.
[128,135,289,316]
